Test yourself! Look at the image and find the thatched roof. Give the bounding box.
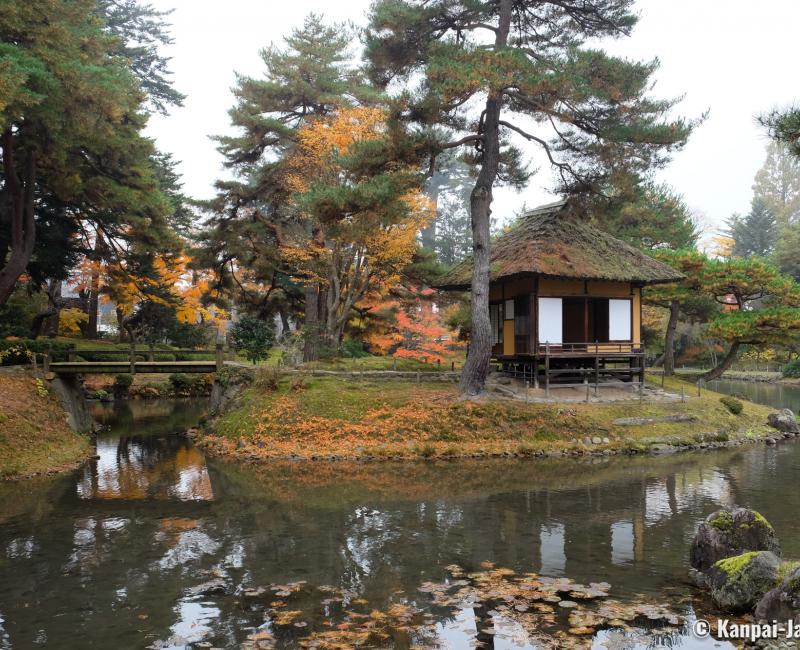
[436,200,685,290]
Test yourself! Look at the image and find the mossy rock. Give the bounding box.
[690,508,780,571]
[707,551,780,613]
[756,565,800,624]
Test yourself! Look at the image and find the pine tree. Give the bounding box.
[761,108,800,158]
[593,182,699,250]
[366,0,695,395]
[201,15,376,361]
[0,0,175,307]
[752,141,800,227]
[725,198,778,258]
[97,0,185,113]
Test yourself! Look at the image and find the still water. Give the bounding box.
[0,395,798,648]
[709,377,800,413]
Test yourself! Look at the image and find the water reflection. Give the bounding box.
[711,377,800,413]
[0,398,798,648]
[77,400,213,501]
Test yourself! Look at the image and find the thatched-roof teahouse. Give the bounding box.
[437,200,684,389]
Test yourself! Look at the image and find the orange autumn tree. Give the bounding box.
[75,252,226,340]
[281,106,433,354]
[363,286,455,364]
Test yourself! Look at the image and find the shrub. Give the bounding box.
[230,315,275,364]
[169,373,194,394]
[720,396,744,415]
[0,339,73,365]
[289,372,308,392]
[112,373,134,397]
[93,389,109,401]
[254,365,280,391]
[342,339,370,358]
[168,373,212,396]
[413,442,436,458]
[783,360,800,378]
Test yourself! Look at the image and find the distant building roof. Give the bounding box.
[436,200,685,290]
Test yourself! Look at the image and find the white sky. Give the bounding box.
[146,0,800,238]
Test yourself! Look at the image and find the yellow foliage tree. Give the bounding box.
[280,107,433,349]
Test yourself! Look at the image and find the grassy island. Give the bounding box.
[200,375,777,463]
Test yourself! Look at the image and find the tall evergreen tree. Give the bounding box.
[97,0,185,113]
[725,197,778,258]
[366,0,695,395]
[761,107,800,158]
[200,15,374,361]
[752,141,800,226]
[0,0,174,306]
[594,182,699,250]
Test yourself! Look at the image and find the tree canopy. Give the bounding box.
[0,0,181,309]
[365,0,696,395]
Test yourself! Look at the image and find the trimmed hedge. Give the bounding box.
[0,339,73,365]
[720,396,744,415]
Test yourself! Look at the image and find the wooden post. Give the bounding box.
[594,356,600,397]
[129,342,136,375]
[640,344,646,387]
[148,343,155,362]
[68,344,76,362]
[544,344,550,398]
[216,342,224,373]
[44,345,51,373]
[451,361,454,372]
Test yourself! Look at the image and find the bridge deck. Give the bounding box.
[48,361,220,374]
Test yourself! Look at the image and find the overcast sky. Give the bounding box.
[146,0,800,238]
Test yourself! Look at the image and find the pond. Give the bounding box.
[1,396,799,649]
[709,377,800,413]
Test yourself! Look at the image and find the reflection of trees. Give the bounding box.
[3,436,800,647]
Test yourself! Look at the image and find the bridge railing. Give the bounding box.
[44,342,227,374]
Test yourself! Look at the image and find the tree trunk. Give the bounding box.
[421,170,442,250]
[116,307,128,343]
[459,0,512,397]
[663,300,680,376]
[43,280,62,336]
[701,341,741,381]
[0,130,37,306]
[30,306,57,339]
[86,236,105,339]
[303,283,320,362]
[278,307,292,339]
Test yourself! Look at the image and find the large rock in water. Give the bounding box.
[706,551,781,612]
[767,409,800,434]
[690,508,780,571]
[756,566,800,623]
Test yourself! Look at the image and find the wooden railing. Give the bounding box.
[537,342,644,355]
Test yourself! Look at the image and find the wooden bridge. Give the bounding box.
[43,344,227,375]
